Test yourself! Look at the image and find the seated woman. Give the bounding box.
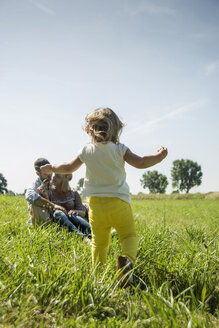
[37,173,91,238]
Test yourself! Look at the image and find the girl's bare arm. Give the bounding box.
[41,156,83,175]
[124,147,168,169]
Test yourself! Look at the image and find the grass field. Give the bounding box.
[0,195,218,327]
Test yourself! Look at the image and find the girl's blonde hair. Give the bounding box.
[84,107,124,143]
[61,174,72,193]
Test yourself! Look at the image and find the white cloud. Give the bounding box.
[125,99,208,136]
[123,1,176,16]
[205,60,219,75]
[29,0,55,15]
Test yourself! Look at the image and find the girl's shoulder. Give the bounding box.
[78,143,94,161]
[80,142,95,152]
[114,142,129,155]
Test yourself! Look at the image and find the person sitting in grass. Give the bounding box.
[25,158,66,227]
[40,107,168,286]
[37,173,91,238]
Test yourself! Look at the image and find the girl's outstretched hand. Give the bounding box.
[40,164,53,175]
[157,147,168,160]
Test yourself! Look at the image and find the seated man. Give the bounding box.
[25,158,66,227]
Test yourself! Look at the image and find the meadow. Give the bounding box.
[0,194,218,328]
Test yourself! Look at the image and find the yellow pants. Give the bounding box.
[89,197,138,266]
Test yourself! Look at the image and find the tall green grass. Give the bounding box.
[0,195,218,327]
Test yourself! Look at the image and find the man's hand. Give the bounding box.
[157,147,168,160]
[41,164,53,175]
[37,185,49,200]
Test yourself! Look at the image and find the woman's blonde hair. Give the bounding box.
[84,107,124,143]
[61,174,72,193]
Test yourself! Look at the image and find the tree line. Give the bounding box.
[0,159,203,196]
[140,159,202,194]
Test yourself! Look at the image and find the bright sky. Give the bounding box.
[1,0,219,194]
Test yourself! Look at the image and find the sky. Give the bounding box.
[0,0,219,194]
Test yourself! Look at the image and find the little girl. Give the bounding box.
[41,107,167,281]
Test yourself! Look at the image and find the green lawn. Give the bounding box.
[0,195,218,327]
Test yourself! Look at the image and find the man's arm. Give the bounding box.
[34,196,68,215]
[34,196,55,210]
[41,156,83,175]
[26,186,68,215]
[124,147,168,169]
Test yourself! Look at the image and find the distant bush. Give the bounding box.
[140,170,168,194]
[205,192,219,200]
[171,159,203,193]
[132,193,206,200]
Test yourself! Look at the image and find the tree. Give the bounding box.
[0,173,8,194]
[76,178,84,193]
[140,170,168,194]
[7,190,15,196]
[171,159,203,193]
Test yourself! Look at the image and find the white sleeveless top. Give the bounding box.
[78,142,131,204]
